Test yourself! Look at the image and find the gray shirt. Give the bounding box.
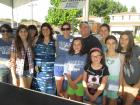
[124,46,140,85]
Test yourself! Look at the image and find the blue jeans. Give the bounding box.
[94,96,103,105]
[16,70,33,78]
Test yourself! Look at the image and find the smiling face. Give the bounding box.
[99,26,109,40]
[91,51,102,64]
[29,29,37,39]
[80,23,90,38]
[120,34,129,50]
[61,25,71,37]
[42,26,50,38]
[19,28,28,40]
[73,39,82,54]
[1,27,10,38]
[106,39,117,52]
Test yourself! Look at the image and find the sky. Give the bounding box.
[114,0,140,12]
[0,0,139,23]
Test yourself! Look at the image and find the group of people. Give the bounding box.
[0,21,139,105]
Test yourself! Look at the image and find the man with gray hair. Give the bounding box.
[79,21,102,54]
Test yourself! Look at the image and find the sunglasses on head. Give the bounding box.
[61,28,70,31]
[80,21,88,24]
[1,29,9,33]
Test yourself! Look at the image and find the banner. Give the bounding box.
[0,82,86,105]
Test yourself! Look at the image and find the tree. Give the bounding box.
[46,0,81,29]
[89,0,128,23]
[47,0,128,25]
[130,6,136,12]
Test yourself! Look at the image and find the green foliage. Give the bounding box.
[46,8,80,26]
[135,36,140,42]
[89,0,128,23]
[46,0,128,26]
[21,19,29,22]
[46,0,81,28]
[130,6,137,12]
[50,0,61,7]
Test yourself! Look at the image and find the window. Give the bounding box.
[129,15,131,20]
[112,16,114,20]
[122,16,124,20]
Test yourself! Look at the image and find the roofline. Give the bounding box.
[109,12,140,16]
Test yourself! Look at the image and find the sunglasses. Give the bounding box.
[1,30,9,33]
[61,28,70,31]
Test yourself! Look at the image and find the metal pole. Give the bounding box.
[11,0,14,28]
[31,0,34,24]
[31,2,33,24]
[82,0,89,21]
[72,16,75,35]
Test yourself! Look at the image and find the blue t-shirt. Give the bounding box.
[54,35,73,76]
[0,39,12,69]
[56,35,73,57]
[64,53,87,82]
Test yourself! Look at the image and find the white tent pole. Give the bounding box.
[82,0,89,21]
[11,0,14,28]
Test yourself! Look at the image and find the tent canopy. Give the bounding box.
[0,0,31,8]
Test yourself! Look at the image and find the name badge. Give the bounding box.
[108,84,119,91]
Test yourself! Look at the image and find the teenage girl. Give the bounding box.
[103,35,124,105]
[64,37,87,102]
[118,31,140,105]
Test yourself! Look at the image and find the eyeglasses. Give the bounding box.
[61,28,70,31]
[1,30,9,33]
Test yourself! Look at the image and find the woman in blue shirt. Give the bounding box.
[0,24,12,83]
[32,23,56,95]
[54,22,73,97]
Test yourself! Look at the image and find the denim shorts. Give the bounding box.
[54,64,64,77]
[16,70,33,78]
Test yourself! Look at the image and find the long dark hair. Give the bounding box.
[69,37,84,55]
[15,24,32,58]
[38,22,54,42]
[0,24,12,33]
[117,31,135,64]
[28,25,38,37]
[100,23,110,32]
[105,35,118,44]
[105,35,118,52]
[88,48,105,66]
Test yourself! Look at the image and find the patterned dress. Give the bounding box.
[32,40,56,95]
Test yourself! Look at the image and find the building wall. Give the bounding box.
[110,14,140,22]
[109,13,140,34]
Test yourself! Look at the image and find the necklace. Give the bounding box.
[106,58,115,65]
